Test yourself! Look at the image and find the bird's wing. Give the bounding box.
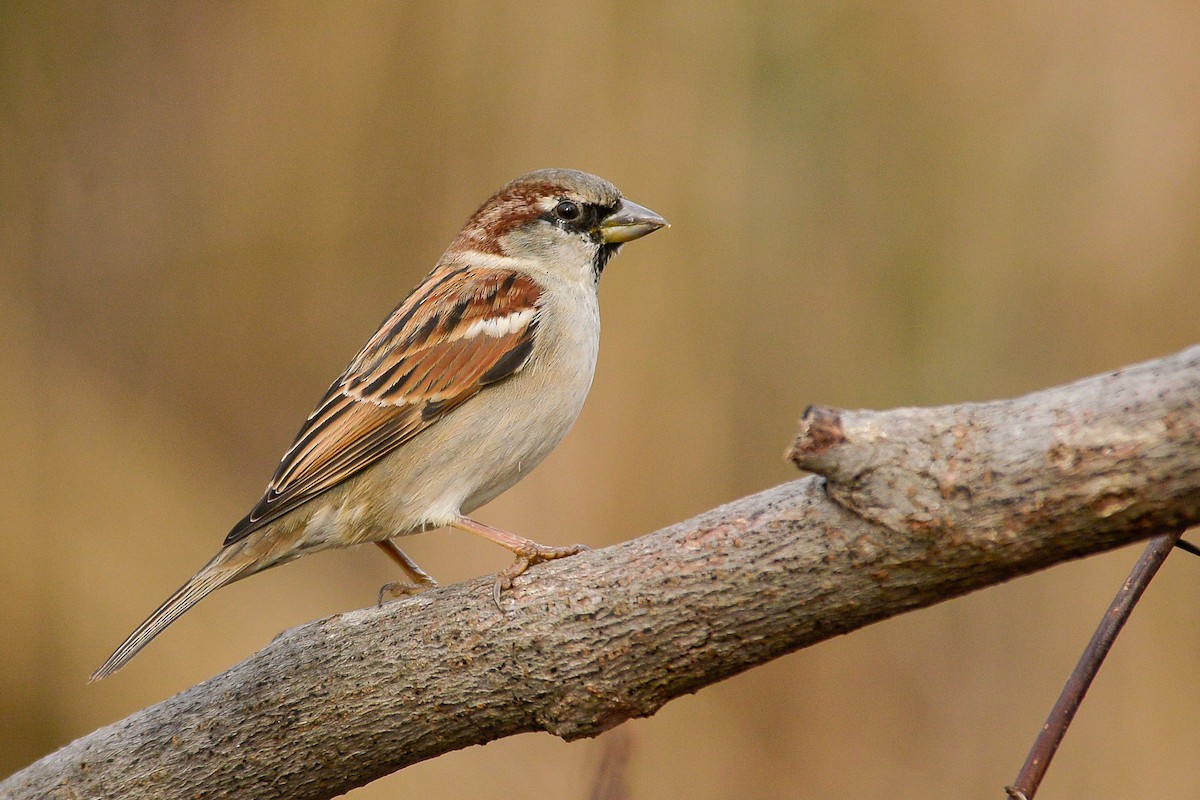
[224,266,541,545]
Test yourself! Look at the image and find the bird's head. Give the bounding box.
[449,168,668,284]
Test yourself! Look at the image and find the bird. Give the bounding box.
[91,168,667,680]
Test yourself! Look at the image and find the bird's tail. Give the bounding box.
[90,549,251,681]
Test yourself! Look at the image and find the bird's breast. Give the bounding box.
[365,281,602,530]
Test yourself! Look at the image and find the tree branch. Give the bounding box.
[5,346,1200,800]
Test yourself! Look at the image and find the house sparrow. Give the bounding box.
[91,169,667,680]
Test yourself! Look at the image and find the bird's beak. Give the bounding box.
[598,199,669,244]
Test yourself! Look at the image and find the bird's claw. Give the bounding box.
[377,575,440,607]
[491,543,589,611]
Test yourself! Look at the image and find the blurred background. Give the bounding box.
[2,3,1199,798]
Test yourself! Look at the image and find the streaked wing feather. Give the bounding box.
[224,267,541,545]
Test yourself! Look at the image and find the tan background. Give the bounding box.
[3,3,1200,798]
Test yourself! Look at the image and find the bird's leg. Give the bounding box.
[450,516,588,609]
[375,539,439,605]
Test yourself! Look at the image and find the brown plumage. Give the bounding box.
[227,268,543,544]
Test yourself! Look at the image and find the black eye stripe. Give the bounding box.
[541,200,600,233]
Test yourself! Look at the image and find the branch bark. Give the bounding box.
[5,346,1200,800]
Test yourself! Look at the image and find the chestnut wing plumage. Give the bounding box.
[224,267,541,545]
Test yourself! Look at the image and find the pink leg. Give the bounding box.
[375,540,439,605]
[450,517,588,608]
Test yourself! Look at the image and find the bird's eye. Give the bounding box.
[553,200,582,222]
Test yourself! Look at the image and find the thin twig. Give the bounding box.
[1174,539,1200,558]
[1005,529,1186,800]
[587,728,633,800]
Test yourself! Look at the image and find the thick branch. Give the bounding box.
[5,346,1200,800]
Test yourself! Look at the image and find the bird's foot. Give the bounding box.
[492,542,589,610]
[375,539,438,606]
[377,574,440,607]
